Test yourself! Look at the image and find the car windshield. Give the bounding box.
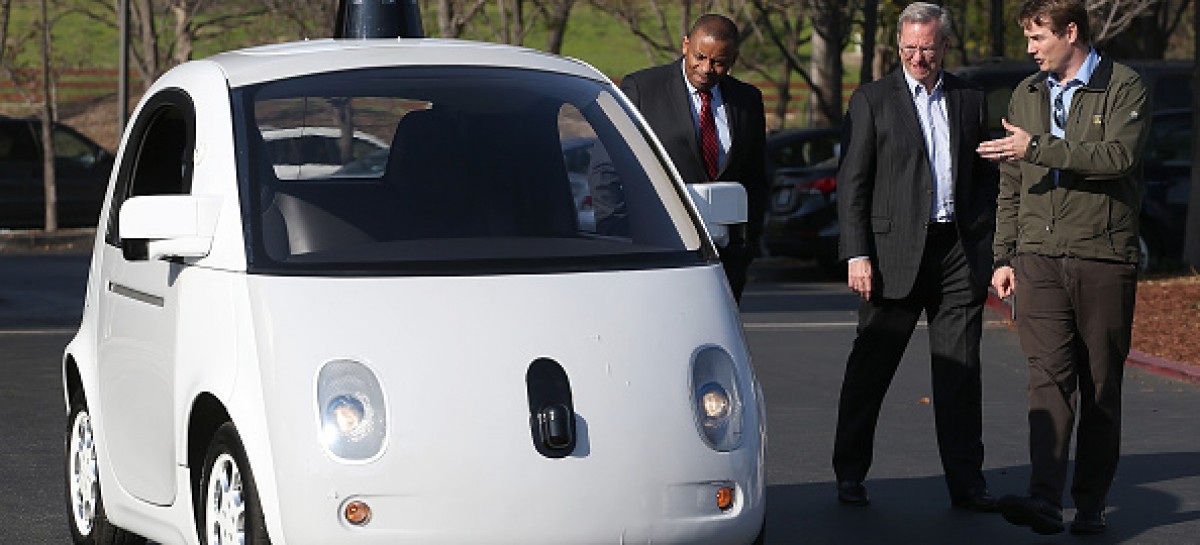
[233,66,708,275]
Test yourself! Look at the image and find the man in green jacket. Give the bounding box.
[976,0,1150,536]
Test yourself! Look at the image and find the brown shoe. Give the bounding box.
[998,495,1064,535]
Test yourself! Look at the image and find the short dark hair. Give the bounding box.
[688,14,739,44]
[1019,0,1091,44]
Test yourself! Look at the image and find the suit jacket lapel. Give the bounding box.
[945,77,964,198]
[716,79,739,179]
[890,71,929,162]
[667,65,707,175]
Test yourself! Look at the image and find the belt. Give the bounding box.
[926,221,957,237]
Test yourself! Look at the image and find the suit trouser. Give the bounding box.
[719,228,755,302]
[833,226,988,497]
[1012,254,1137,512]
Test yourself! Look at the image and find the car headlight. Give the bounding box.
[316,359,388,462]
[691,346,744,451]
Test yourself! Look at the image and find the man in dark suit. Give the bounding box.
[832,2,999,511]
[617,13,766,301]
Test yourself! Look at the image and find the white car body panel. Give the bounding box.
[209,39,605,89]
[63,37,766,545]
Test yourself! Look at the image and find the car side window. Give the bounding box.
[772,134,839,170]
[104,90,196,247]
[52,127,102,166]
[0,121,39,162]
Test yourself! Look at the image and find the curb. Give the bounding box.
[985,292,1200,385]
[0,228,94,254]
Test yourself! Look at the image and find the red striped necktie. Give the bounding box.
[698,89,719,180]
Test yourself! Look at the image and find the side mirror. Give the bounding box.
[119,195,221,261]
[686,182,747,247]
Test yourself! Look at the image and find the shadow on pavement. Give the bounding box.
[765,452,1200,544]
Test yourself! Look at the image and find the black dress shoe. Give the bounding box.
[837,480,869,506]
[998,495,1064,535]
[1070,510,1107,535]
[951,488,998,512]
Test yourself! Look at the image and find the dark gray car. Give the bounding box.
[0,116,113,229]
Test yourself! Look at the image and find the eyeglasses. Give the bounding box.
[1052,91,1066,129]
[899,45,941,58]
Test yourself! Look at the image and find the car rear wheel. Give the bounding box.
[65,392,146,545]
[201,423,271,545]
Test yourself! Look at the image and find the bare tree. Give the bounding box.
[40,0,58,231]
[165,0,268,66]
[263,0,339,39]
[0,0,9,60]
[432,0,490,38]
[530,0,576,53]
[504,0,525,44]
[588,0,688,65]
[1101,0,1192,58]
[1089,0,1160,44]
[739,0,802,128]
[859,0,878,84]
[749,0,855,128]
[990,0,1004,57]
[807,0,853,127]
[59,0,265,90]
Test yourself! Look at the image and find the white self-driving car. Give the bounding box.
[62,38,765,545]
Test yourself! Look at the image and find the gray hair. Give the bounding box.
[897,2,953,41]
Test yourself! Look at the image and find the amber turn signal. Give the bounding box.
[716,486,735,510]
[344,500,372,526]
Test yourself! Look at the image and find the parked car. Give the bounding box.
[762,157,841,271]
[765,126,840,183]
[759,127,841,263]
[62,37,765,545]
[0,116,113,228]
[1140,108,1192,269]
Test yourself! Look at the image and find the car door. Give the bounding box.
[0,120,45,228]
[95,91,195,507]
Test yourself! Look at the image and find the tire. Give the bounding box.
[65,392,146,545]
[200,423,271,545]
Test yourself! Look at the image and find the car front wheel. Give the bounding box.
[65,392,146,545]
[201,423,271,545]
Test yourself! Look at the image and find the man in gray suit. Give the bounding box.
[616,14,767,301]
[831,2,999,511]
